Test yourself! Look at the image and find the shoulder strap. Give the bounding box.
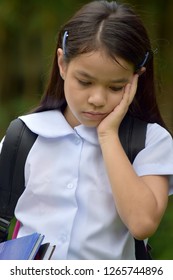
[119,114,151,260]
[0,118,37,241]
[119,114,147,162]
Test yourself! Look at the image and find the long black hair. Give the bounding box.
[33,0,166,128]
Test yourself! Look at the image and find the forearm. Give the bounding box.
[99,132,165,239]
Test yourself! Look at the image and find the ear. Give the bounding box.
[57,48,67,79]
[136,66,146,76]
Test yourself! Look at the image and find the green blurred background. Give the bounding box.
[0,0,173,259]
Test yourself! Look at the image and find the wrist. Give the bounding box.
[98,130,119,146]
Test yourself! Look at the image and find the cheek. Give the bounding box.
[64,83,82,108]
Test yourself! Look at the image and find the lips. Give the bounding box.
[82,111,107,121]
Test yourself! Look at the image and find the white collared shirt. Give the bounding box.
[1,110,173,259]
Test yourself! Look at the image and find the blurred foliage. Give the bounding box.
[0,0,173,259]
[149,196,173,259]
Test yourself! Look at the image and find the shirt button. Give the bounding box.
[67,183,74,189]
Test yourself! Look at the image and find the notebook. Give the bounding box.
[0,232,55,260]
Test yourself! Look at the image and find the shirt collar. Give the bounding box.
[74,125,99,146]
[19,110,99,145]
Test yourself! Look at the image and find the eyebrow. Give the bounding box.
[75,70,129,83]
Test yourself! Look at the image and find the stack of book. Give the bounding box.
[0,232,56,260]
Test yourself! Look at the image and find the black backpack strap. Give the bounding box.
[119,114,150,260]
[0,118,37,242]
[119,114,147,162]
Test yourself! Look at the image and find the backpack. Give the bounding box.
[0,114,151,259]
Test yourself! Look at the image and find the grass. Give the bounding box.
[149,196,173,259]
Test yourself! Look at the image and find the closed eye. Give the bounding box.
[109,86,124,92]
[77,79,92,86]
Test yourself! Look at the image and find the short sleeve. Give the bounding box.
[133,123,173,194]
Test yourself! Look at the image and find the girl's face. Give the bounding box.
[58,49,134,128]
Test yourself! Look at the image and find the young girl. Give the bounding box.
[1,0,173,260]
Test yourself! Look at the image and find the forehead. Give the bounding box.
[67,50,134,81]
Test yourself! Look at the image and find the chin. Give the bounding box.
[74,115,100,128]
[80,119,100,128]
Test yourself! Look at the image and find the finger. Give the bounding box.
[129,74,139,101]
[124,74,139,104]
[113,74,139,116]
[113,84,131,115]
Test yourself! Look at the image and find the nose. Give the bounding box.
[88,88,107,107]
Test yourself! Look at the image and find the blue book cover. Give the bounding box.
[0,233,44,260]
